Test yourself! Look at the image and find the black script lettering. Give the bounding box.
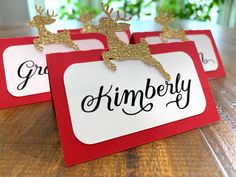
[17,60,48,90]
[81,86,114,112]
[199,52,215,64]
[120,89,153,115]
[81,73,192,116]
[166,74,191,109]
[145,79,156,99]
[35,64,48,75]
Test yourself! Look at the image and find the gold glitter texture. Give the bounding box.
[28,3,80,51]
[90,3,170,81]
[155,7,189,43]
[78,11,96,33]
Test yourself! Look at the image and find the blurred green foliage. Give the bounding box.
[160,0,225,21]
[58,0,225,21]
[104,0,153,19]
[58,0,100,20]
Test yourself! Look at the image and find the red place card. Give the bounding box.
[46,42,220,166]
[132,30,226,79]
[0,33,107,109]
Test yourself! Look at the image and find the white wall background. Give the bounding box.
[0,0,30,25]
[27,0,45,19]
[229,0,236,28]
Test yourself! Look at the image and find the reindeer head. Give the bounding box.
[78,11,94,24]
[154,7,174,26]
[28,5,57,27]
[96,3,131,35]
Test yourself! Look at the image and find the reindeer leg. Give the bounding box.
[182,36,190,41]
[33,39,43,51]
[61,30,80,50]
[64,40,80,50]
[160,34,168,43]
[102,52,117,71]
[142,55,171,81]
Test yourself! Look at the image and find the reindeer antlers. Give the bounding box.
[101,3,113,17]
[35,4,57,17]
[155,7,174,25]
[78,11,94,23]
[116,11,131,22]
[35,4,44,15]
[101,2,131,22]
[46,9,58,18]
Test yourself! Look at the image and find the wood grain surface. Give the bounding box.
[0,20,235,177]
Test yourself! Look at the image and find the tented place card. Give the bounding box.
[132,30,226,79]
[0,33,107,109]
[46,42,220,166]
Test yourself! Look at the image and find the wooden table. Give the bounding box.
[0,20,236,177]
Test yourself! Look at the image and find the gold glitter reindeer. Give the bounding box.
[155,7,189,43]
[78,11,95,33]
[88,3,170,81]
[28,4,80,51]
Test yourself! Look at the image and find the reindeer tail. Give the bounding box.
[140,38,149,46]
[61,29,71,37]
[181,28,190,41]
[140,38,147,43]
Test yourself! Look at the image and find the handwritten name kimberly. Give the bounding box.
[17,60,48,90]
[81,73,191,116]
